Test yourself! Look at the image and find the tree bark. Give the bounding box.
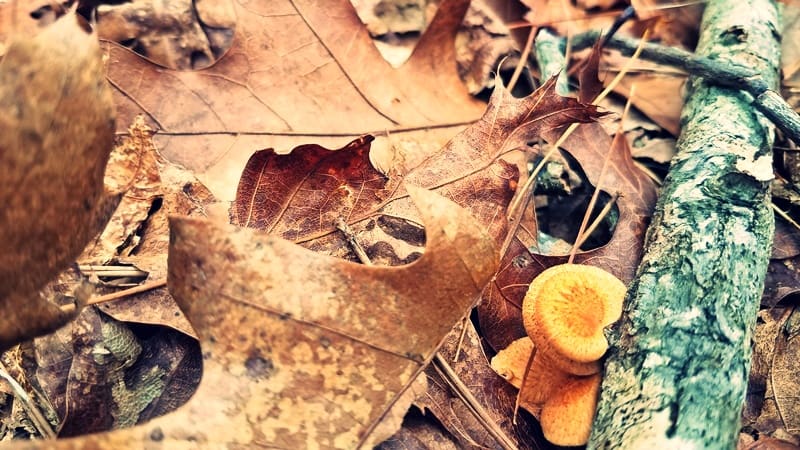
[588,0,781,448]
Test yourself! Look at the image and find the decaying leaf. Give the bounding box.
[413,321,543,449]
[0,12,117,350]
[87,0,488,202]
[230,77,604,264]
[33,307,200,437]
[6,186,497,448]
[81,116,162,263]
[751,306,800,444]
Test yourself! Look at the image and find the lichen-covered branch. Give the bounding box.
[588,1,780,448]
[567,24,800,145]
[534,28,570,96]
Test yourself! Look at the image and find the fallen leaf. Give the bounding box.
[33,308,200,437]
[522,0,625,38]
[80,116,162,263]
[762,256,800,308]
[94,117,215,338]
[230,77,604,263]
[89,0,487,201]
[741,436,800,450]
[608,73,686,136]
[415,320,544,449]
[745,307,786,430]
[630,0,703,50]
[6,187,497,448]
[377,409,461,450]
[754,305,800,443]
[0,12,117,349]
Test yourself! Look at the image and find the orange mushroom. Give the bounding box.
[490,336,533,389]
[522,264,626,369]
[490,263,625,439]
[491,337,580,414]
[539,372,602,446]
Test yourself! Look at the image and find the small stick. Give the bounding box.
[501,31,651,258]
[566,31,800,144]
[512,346,537,425]
[572,192,621,252]
[335,218,372,266]
[508,26,536,93]
[569,85,636,262]
[772,203,800,234]
[79,264,148,278]
[0,361,56,439]
[433,354,518,450]
[86,278,167,306]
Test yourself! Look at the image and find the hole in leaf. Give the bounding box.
[190,50,211,70]
[29,5,51,20]
[532,149,619,254]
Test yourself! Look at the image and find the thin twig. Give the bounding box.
[772,203,800,233]
[502,31,651,258]
[569,85,636,262]
[452,316,469,363]
[508,26,536,93]
[512,346,537,425]
[566,30,800,144]
[433,354,518,450]
[79,264,148,278]
[86,278,167,306]
[335,218,372,266]
[572,192,620,252]
[0,362,55,439]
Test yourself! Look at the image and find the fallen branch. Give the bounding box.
[589,0,779,447]
[565,25,800,145]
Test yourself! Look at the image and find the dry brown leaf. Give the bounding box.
[0,12,117,350]
[6,186,497,448]
[609,73,686,136]
[80,116,162,263]
[32,308,200,437]
[762,255,800,308]
[72,0,489,202]
[630,0,703,50]
[522,0,624,37]
[752,305,800,445]
[95,118,214,338]
[782,3,800,82]
[230,77,604,262]
[741,436,800,450]
[416,321,544,449]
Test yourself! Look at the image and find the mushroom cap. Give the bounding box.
[538,348,601,376]
[539,372,602,446]
[518,352,580,413]
[490,336,533,389]
[491,337,584,417]
[522,264,626,364]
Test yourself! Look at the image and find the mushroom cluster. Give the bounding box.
[490,263,626,446]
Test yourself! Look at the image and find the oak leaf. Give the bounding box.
[91,0,487,201]
[230,77,605,259]
[4,187,497,449]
